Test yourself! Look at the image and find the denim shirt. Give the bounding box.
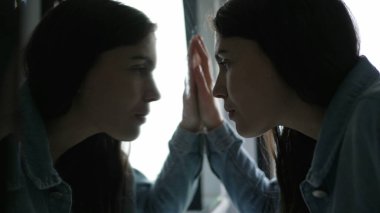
[6,86,203,213]
[206,123,280,213]
[204,56,380,212]
[300,56,380,212]
[134,127,203,213]
[6,86,72,213]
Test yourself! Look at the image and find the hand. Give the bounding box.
[180,36,202,132]
[191,35,223,131]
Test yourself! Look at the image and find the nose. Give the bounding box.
[144,79,161,102]
[212,72,227,99]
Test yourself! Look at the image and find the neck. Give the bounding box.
[47,110,96,162]
[283,100,325,140]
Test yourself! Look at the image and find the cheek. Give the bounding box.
[227,69,254,106]
[227,69,270,118]
[100,81,141,115]
[80,77,142,123]
[89,82,134,107]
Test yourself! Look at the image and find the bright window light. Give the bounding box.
[118,0,187,181]
[344,0,380,69]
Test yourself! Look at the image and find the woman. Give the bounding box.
[7,0,203,212]
[206,0,380,212]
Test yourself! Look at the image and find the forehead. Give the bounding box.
[136,32,156,51]
[100,33,157,64]
[215,35,257,56]
[215,34,241,49]
[215,37,269,62]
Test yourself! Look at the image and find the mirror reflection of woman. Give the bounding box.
[9,0,204,212]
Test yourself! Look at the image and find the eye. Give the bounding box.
[217,58,231,70]
[130,64,151,76]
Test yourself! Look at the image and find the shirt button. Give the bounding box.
[312,190,328,198]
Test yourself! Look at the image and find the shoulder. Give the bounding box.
[345,82,380,157]
[351,79,380,124]
[349,75,380,126]
[361,78,380,100]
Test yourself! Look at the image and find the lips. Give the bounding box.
[134,113,147,123]
[134,106,149,117]
[224,108,235,113]
[224,105,236,119]
[134,111,149,119]
[227,110,235,119]
[224,104,235,113]
[135,112,149,117]
[134,107,149,123]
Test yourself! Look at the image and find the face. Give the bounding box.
[74,33,160,141]
[213,35,294,137]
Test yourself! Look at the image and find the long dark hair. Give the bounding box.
[25,0,156,212]
[213,0,359,211]
[274,128,316,213]
[54,133,134,213]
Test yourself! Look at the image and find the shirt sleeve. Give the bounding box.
[206,122,280,213]
[134,126,203,213]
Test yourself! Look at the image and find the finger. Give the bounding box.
[193,65,210,98]
[194,65,223,129]
[197,35,209,58]
[184,69,198,98]
[189,39,204,91]
[188,35,199,69]
[193,37,209,68]
[186,72,197,98]
[187,36,199,94]
[194,37,213,88]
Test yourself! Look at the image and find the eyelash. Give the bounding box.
[131,65,150,75]
[217,59,230,70]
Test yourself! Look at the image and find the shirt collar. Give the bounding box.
[306,56,380,187]
[20,85,62,190]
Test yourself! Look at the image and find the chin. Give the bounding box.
[237,130,258,138]
[236,124,264,138]
[113,128,140,142]
[121,135,139,142]
[125,132,140,141]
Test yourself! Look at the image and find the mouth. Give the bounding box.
[224,106,236,119]
[134,114,146,123]
[134,111,149,123]
[227,110,235,119]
